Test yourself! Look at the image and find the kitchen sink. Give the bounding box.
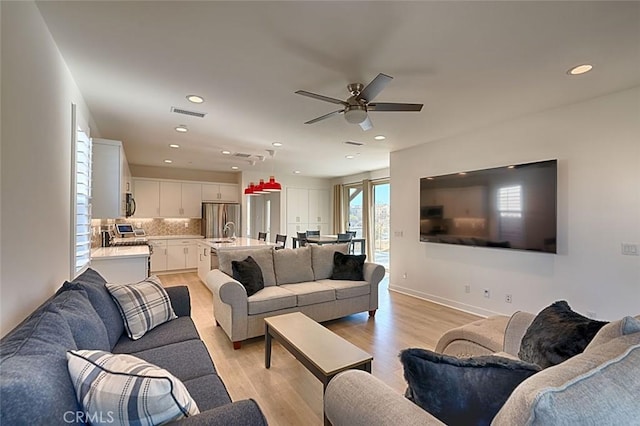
[212,239,234,243]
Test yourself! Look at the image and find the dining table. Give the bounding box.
[291,234,366,255]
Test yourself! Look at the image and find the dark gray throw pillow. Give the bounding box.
[330,252,366,281]
[232,256,264,297]
[400,348,540,426]
[518,300,608,369]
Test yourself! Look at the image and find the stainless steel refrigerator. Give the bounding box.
[201,203,241,239]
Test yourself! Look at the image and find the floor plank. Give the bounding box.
[159,272,480,425]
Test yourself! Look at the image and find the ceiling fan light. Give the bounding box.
[344,106,368,124]
[263,176,282,192]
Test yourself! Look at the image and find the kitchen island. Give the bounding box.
[91,245,150,284]
[197,237,275,282]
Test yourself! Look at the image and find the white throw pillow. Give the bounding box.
[67,350,199,426]
[106,276,177,340]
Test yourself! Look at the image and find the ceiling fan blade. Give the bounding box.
[295,90,348,106]
[304,109,344,124]
[359,116,373,131]
[357,73,393,103]
[368,102,423,112]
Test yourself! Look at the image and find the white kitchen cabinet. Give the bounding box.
[133,179,160,218]
[308,188,329,225]
[92,139,130,219]
[166,239,198,270]
[160,182,202,218]
[148,239,167,272]
[202,183,239,203]
[286,188,309,224]
[196,242,212,283]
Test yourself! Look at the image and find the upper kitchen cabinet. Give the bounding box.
[159,181,202,218]
[92,139,131,219]
[286,188,309,224]
[308,189,329,225]
[133,179,160,217]
[202,183,239,203]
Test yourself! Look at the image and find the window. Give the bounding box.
[373,181,390,270]
[72,105,92,277]
[347,185,363,237]
[498,185,522,218]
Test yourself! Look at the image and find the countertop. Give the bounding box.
[146,235,204,240]
[199,237,276,250]
[91,245,150,260]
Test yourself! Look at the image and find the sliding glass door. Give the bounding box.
[373,181,390,269]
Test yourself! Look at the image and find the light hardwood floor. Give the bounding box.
[159,272,480,425]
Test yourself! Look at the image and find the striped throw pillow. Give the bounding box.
[67,350,199,426]
[106,276,177,340]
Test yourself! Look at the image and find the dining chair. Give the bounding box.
[275,234,287,250]
[257,232,267,241]
[337,232,353,253]
[296,232,309,247]
[346,231,357,253]
[306,230,320,237]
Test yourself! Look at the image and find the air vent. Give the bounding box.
[233,152,252,158]
[345,141,365,146]
[170,107,207,118]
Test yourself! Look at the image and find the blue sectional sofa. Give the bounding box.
[0,268,266,425]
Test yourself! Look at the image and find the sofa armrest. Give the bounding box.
[165,286,191,317]
[503,311,535,356]
[325,370,445,426]
[363,262,385,311]
[434,315,510,357]
[206,269,249,342]
[168,399,267,425]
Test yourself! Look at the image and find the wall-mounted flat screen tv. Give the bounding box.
[420,159,557,253]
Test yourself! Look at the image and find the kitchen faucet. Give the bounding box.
[223,221,236,240]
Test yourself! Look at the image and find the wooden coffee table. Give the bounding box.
[264,312,373,425]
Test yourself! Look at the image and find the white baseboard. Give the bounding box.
[388,284,503,318]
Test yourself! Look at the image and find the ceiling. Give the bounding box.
[36,1,640,178]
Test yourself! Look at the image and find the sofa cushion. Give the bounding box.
[132,340,216,382]
[112,316,200,354]
[106,275,178,340]
[62,268,124,348]
[219,247,276,287]
[585,315,640,351]
[0,309,81,425]
[182,374,233,411]
[50,287,110,351]
[318,279,370,300]
[232,256,264,297]
[331,252,366,281]
[279,282,336,307]
[273,246,314,285]
[400,348,540,426]
[518,300,607,368]
[311,243,349,280]
[67,350,199,425]
[494,332,640,425]
[247,286,297,315]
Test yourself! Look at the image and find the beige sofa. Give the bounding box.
[205,244,385,349]
[325,312,640,425]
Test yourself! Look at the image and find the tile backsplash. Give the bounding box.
[92,218,201,247]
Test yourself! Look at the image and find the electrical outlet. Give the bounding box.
[621,243,639,256]
[505,294,512,303]
[184,222,189,228]
[464,284,471,294]
[483,289,490,298]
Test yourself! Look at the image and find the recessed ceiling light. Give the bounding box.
[221,150,232,155]
[164,159,173,164]
[186,95,204,104]
[175,125,188,133]
[169,144,180,148]
[272,142,283,147]
[231,166,239,170]
[568,64,593,75]
[374,135,386,141]
[345,155,355,159]
[293,170,301,174]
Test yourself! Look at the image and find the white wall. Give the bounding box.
[1,2,95,336]
[390,87,640,320]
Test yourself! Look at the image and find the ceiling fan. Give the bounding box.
[295,73,423,131]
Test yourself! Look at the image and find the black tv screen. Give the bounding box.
[420,160,557,253]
